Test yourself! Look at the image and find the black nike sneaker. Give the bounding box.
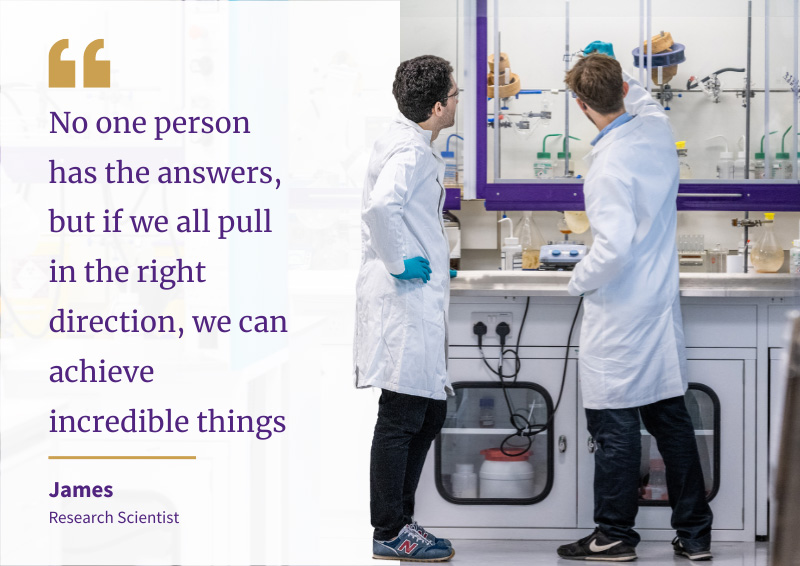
[672,536,712,561]
[557,528,637,561]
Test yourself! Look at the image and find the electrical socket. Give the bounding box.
[471,312,513,342]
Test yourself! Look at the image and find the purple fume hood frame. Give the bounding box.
[475,0,800,212]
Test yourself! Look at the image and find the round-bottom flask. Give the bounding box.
[751,213,784,273]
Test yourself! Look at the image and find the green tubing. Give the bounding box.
[761,131,778,153]
[561,135,580,151]
[781,125,793,152]
[542,133,561,153]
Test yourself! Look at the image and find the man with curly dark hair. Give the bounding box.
[354,54,457,562]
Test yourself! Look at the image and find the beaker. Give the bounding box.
[707,243,727,273]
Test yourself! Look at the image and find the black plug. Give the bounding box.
[473,321,487,348]
[496,322,511,348]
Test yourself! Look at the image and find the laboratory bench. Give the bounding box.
[415,271,798,543]
[449,270,799,298]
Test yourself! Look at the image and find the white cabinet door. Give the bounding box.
[578,355,754,539]
[415,353,578,529]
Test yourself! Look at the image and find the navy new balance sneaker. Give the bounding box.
[672,537,712,561]
[373,524,454,562]
[412,521,452,548]
[557,528,637,561]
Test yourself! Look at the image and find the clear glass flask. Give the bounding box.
[751,213,784,273]
[519,212,545,270]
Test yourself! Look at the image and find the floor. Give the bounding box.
[407,540,771,565]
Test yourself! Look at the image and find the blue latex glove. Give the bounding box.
[392,257,431,283]
[584,41,615,59]
[450,269,457,278]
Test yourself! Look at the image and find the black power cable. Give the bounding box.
[474,296,584,457]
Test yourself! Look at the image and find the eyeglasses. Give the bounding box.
[447,88,463,100]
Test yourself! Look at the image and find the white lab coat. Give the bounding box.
[567,72,688,410]
[354,113,452,400]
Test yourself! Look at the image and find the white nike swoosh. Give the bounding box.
[589,539,623,552]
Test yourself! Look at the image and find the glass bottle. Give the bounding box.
[520,211,545,270]
[708,243,727,273]
[751,213,784,273]
[557,214,572,242]
[676,141,692,179]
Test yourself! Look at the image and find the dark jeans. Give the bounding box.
[370,389,447,541]
[586,396,713,549]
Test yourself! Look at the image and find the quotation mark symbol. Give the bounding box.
[48,39,110,88]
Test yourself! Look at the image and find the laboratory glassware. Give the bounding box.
[708,244,727,273]
[751,213,784,273]
[520,212,545,270]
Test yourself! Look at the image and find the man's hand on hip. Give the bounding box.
[392,257,432,283]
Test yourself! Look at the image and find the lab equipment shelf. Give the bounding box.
[441,428,523,435]
[479,181,800,212]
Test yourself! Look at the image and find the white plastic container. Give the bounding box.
[479,448,535,499]
[707,135,733,179]
[716,151,734,180]
[733,152,747,179]
[499,216,522,271]
[790,239,800,275]
[451,463,478,498]
[501,237,522,271]
[533,152,554,179]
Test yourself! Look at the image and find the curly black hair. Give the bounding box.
[392,55,454,123]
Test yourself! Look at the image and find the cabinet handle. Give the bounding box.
[587,436,596,453]
[559,435,567,453]
[677,193,743,198]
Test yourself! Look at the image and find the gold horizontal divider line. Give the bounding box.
[48,456,196,460]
